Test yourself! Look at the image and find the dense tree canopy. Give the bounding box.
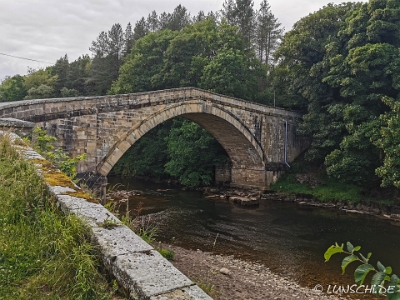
[0,75,27,102]
[274,0,400,189]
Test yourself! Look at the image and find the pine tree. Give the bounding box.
[221,0,255,50]
[147,11,159,32]
[123,23,135,57]
[255,0,283,65]
[133,18,149,42]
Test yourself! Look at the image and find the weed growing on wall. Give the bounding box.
[32,127,85,179]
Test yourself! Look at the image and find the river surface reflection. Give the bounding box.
[108,176,400,297]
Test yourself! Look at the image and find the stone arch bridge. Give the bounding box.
[0,88,308,189]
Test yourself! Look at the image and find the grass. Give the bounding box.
[270,173,364,203]
[0,134,121,300]
[270,158,400,206]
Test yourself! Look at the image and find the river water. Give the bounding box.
[108,176,400,297]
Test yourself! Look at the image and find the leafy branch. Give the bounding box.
[32,127,85,179]
[324,242,400,299]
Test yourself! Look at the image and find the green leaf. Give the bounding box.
[388,290,400,300]
[386,267,393,275]
[377,261,386,273]
[353,246,361,252]
[359,253,370,263]
[346,241,354,253]
[354,264,375,285]
[386,274,400,300]
[341,255,358,274]
[371,272,386,294]
[324,243,344,262]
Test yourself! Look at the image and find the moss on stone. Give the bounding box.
[28,152,100,204]
[66,190,99,204]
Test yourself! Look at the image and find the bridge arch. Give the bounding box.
[97,100,267,188]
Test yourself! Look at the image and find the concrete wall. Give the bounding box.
[0,88,309,189]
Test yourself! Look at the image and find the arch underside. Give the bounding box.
[98,102,267,188]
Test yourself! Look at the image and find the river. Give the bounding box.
[108,176,400,297]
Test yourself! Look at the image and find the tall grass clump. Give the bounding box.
[0,134,117,299]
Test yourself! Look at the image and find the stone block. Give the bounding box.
[57,195,118,226]
[113,250,193,298]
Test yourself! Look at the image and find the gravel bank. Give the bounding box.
[162,244,353,300]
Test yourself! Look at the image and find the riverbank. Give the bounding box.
[201,187,400,225]
[160,243,350,300]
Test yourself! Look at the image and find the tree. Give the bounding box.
[112,121,172,178]
[373,97,400,188]
[165,119,227,187]
[221,0,255,50]
[0,75,27,102]
[200,47,263,100]
[147,11,159,32]
[65,55,91,95]
[88,23,126,95]
[255,0,283,66]
[133,18,149,42]
[273,0,400,188]
[52,55,69,97]
[322,0,400,185]
[25,84,55,99]
[24,67,56,92]
[273,3,360,164]
[168,5,191,31]
[109,29,178,94]
[123,22,135,57]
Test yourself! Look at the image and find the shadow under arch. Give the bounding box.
[97,101,267,188]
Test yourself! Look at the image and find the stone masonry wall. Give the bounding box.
[0,88,308,189]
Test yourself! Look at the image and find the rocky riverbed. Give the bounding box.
[162,244,352,300]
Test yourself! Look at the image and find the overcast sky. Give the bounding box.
[0,0,367,80]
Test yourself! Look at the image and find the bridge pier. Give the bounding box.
[221,167,286,190]
[230,167,268,190]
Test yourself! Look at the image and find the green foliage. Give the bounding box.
[325,242,400,298]
[270,165,364,203]
[157,247,175,260]
[32,127,85,179]
[373,97,400,188]
[112,121,171,178]
[25,84,55,99]
[274,0,400,189]
[100,217,122,229]
[24,67,56,91]
[109,29,178,94]
[110,18,264,101]
[0,134,116,299]
[0,75,27,102]
[165,119,228,187]
[200,47,263,100]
